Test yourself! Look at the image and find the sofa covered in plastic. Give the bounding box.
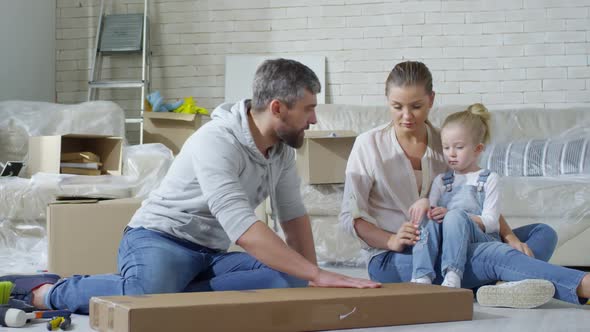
[268,104,590,268]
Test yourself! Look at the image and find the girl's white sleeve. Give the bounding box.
[428,174,445,208]
[479,172,501,234]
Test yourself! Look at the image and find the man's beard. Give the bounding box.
[277,127,305,149]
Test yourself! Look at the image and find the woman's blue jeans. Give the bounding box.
[369,223,587,304]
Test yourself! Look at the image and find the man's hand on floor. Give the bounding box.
[309,269,381,289]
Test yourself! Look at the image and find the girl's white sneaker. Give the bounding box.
[410,276,432,284]
[441,271,461,288]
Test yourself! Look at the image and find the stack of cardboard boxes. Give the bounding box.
[25,133,129,276]
[37,117,206,277]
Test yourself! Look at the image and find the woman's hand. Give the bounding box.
[427,206,447,222]
[386,222,420,252]
[504,234,534,257]
[409,198,430,225]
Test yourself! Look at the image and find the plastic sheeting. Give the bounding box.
[0,177,48,273]
[479,123,590,253]
[123,143,174,198]
[300,184,365,267]
[271,214,365,268]
[300,184,343,216]
[481,126,590,177]
[500,175,589,246]
[311,216,365,267]
[0,144,174,275]
[266,184,366,267]
[0,100,125,165]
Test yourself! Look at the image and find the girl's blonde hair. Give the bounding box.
[442,103,491,144]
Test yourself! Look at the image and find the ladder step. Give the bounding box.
[89,80,144,88]
[99,14,144,53]
[125,118,144,124]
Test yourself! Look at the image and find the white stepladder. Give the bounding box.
[88,0,150,144]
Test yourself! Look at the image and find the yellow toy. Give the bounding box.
[173,97,209,115]
[46,316,71,330]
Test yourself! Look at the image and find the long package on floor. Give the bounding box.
[89,283,472,332]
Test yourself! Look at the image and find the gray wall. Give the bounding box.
[0,0,55,102]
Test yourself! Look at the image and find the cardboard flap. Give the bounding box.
[144,112,197,122]
[28,135,62,175]
[305,130,357,139]
[53,195,119,203]
[62,134,115,139]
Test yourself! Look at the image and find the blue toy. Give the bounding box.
[146,91,183,112]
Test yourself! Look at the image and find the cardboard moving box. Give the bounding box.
[90,283,473,332]
[143,111,206,155]
[47,198,142,277]
[296,130,356,184]
[28,134,123,176]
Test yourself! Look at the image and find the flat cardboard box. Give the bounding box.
[296,130,356,184]
[143,111,206,155]
[47,198,142,277]
[90,283,472,332]
[28,134,123,176]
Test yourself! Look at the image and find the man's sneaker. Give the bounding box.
[0,274,60,304]
[476,279,555,309]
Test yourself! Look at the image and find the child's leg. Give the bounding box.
[441,210,501,288]
[440,209,496,281]
[411,218,441,282]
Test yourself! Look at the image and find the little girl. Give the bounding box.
[409,103,501,288]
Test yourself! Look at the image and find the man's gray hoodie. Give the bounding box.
[128,99,306,251]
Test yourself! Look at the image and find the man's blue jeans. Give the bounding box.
[369,223,587,304]
[47,227,307,314]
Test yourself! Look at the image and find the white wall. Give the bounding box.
[0,0,55,102]
[55,0,590,142]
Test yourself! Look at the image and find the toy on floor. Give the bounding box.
[146,91,183,112]
[173,97,209,115]
[46,315,71,331]
[0,281,12,304]
[0,306,71,328]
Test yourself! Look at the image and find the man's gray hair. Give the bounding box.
[252,58,321,110]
